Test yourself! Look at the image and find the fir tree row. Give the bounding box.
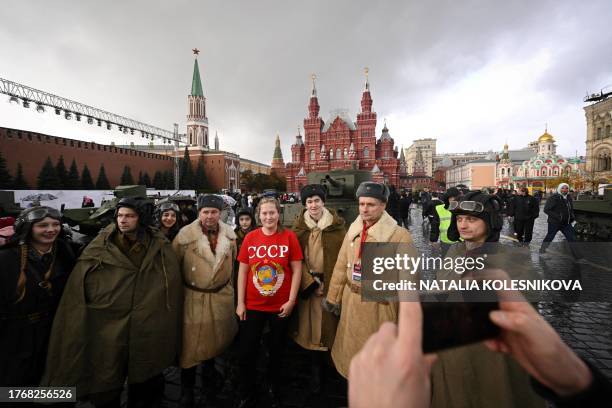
[1,148,210,191]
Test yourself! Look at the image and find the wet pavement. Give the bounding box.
[86,204,611,408]
[407,204,612,384]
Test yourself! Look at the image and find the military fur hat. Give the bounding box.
[356,182,389,203]
[197,194,224,211]
[301,184,327,205]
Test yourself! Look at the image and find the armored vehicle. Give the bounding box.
[573,185,612,241]
[62,185,149,237]
[0,191,25,217]
[155,194,198,225]
[281,169,373,227]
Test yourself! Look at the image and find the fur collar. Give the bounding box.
[176,219,236,270]
[346,211,399,242]
[303,207,334,231]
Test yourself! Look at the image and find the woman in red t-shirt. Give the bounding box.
[235,197,303,407]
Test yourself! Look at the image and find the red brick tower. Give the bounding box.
[356,68,377,166]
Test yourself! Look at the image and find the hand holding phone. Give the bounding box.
[421,291,500,353]
[485,299,592,397]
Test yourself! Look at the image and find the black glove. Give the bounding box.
[299,281,319,300]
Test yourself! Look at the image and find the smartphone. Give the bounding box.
[421,292,500,353]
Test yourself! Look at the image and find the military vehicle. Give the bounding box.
[155,194,198,225]
[281,169,373,227]
[62,185,149,237]
[573,185,612,241]
[0,190,25,217]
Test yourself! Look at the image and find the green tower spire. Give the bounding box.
[273,134,284,160]
[191,58,204,97]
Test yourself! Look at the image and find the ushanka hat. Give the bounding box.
[301,184,327,205]
[197,194,224,211]
[356,182,389,203]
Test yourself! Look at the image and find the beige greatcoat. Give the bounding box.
[326,211,417,378]
[173,219,238,368]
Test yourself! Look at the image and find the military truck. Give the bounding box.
[281,169,373,227]
[62,185,149,237]
[573,185,612,240]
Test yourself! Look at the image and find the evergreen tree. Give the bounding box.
[137,171,145,185]
[142,172,152,187]
[120,166,134,185]
[64,159,81,189]
[81,165,94,189]
[37,157,61,189]
[96,164,111,189]
[180,147,195,189]
[241,170,255,192]
[0,151,12,188]
[152,171,164,189]
[13,163,29,189]
[163,170,174,190]
[55,155,68,188]
[194,158,208,190]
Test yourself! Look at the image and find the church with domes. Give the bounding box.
[496,128,581,191]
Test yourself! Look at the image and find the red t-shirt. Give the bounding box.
[237,227,303,312]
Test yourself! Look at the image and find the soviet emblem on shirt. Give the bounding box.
[251,260,285,296]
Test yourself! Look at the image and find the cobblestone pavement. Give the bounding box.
[92,204,611,408]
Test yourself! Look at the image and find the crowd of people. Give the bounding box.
[0,181,609,408]
[418,182,580,256]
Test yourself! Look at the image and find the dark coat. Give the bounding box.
[0,240,76,386]
[387,190,401,219]
[544,193,574,225]
[399,196,412,218]
[40,224,183,398]
[508,194,540,221]
[423,198,442,218]
[420,191,432,204]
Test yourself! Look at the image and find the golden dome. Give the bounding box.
[538,131,555,143]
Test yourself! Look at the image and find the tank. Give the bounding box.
[573,186,612,240]
[281,169,373,227]
[62,185,149,237]
[0,190,25,217]
[155,194,198,225]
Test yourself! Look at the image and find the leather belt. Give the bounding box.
[184,278,230,294]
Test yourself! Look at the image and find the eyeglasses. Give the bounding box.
[158,202,180,213]
[21,207,62,222]
[448,201,485,213]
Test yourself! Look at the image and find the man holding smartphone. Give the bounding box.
[429,191,546,408]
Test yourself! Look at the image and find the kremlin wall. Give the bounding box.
[0,127,173,188]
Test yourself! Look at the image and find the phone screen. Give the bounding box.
[421,293,500,353]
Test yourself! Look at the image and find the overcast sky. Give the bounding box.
[1,0,611,164]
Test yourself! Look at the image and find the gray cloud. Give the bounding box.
[1,0,610,162]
